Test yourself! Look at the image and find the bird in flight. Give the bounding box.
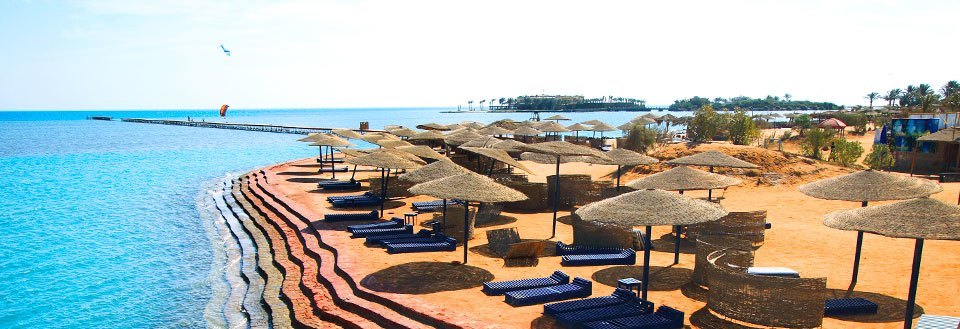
[220,44,231,56]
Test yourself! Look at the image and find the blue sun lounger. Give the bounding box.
[582,306,684,329]
[552,300,655,328]
[317,158,345,163]
[504,277,593,307]
[346,217,403,233]
[561,249,636,266]
[365,229,433,244]
[319,166,349,173]
[482,270,570,296]
[323,210,378,222]
[556,242,630,256]
[543,288,641,315]
[385,236,457,254]
[319,180,361,190]
[326,191,375,202]
[824,298,878,316]
[374,233,449,247]
[411,199,461,212]
[331,196,381,208]
[350,225,412,238]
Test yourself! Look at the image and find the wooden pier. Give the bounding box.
[121,118,382,135]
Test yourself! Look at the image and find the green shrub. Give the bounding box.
[727,108,761,145]
[686,105,720,142]
[623,125,658,153]
[793,114,813,136]
[864,144,895,170]
[801,128,836,160]
[831,138,864,167]
[781,130,793,140]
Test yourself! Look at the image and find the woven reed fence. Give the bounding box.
[570,213,634,249]
[706,249,827,328]
[366,177,416,198]
[692,236,754,289]
[547,174,605,208]
[687,210,767,248]
[502,181,549,211]
[434,205,476,242]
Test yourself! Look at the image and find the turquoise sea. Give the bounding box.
[0,107,792,328]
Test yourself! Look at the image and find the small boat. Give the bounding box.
[89,116,113,121]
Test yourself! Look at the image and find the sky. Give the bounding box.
[0,0,958,110]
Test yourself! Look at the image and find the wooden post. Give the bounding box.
[903,239,924,329]
[642,225,652,300]
[462,201,470,264]
[551,157,561,239]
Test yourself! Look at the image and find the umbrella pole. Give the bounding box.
[378,168,386,218]
[463,201,470,264]
[330,146,337,180]
[851,201,868,288]
[707,166,714,200]
[350,165,358,181]
[642,225,652,300]
[903,238,924,329]
[441,199,447,234]
[551,156,561,239]
[615,165,622,191]
[674,225,682,265]
[318,146,325,173]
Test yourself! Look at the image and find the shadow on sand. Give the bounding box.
[360,261,494,294]
[591,265,692,291]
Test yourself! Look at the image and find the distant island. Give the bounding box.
[454,94,840,113]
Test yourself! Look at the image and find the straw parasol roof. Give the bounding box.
[445,127,477,135]
[478,126,513,136]
[797,170,942,202]
[375,139,414,148]
[388,127,418,138]
[461,121,486,130]
[310,139,352,148]
[445,123,465,130]
[602,148,659,166]
[298,133,332,142]
[444,130,485,146]
[566,123,592,131]
[408,130,446,141]
[461,147,534,174]
[820,118,847,129]
[666,150,759,169]
[416,122,451,131]
[824,197,960,240]
[631,117,658,125]
[576,189,728,227]
[519,152,592,164]
[617,122,637,131]
[544,114,571,121]
[490,139,528,152]
[486,119,520,130]
[582,119,604,125]
[359,133,389,144]
[625,166,741,191]
[520,141,609,158]
[917,127,960,142]
[345,149,423,169]
[331,129,363,139]
[591,122,617,132]
[512,126,543,136]
[460,136,501,148]
[408,172,528,203]
[336,148,370,157]
[398,159,471,184]
[396,145,445,161]
[537,121,571,133]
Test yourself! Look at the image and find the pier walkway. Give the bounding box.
[121,118,383,135]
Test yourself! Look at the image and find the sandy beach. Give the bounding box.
[255,133,960,328]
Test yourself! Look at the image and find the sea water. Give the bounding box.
[0,108,794,328]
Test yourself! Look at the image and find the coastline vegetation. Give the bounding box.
[669,95,839,111]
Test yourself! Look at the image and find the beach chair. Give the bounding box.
[346,217,403,233]
[375,233,449,246]
[582,306,685,329]
[915,315,960,329]
[323,210,378,222]
[482,270,570,296]
[411,199,461,212]
[319,180,361,190]
[504,277,593,306]
[365,229,433,245]
[556,241,630,256]
[385,236,458,254]
[326,191,375,202]
[331,196,381,208]
[544,288,642,315]
[824,298,878,316]
[561,249,636,266]
[350,225,412,238]
[319,166,349,173]
[552,300,654,328]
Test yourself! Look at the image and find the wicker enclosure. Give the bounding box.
[691,236,755,289]
[686,210,768,247]
[366,176,415,198]
[434,205,477,242]
[706,249,827,328]
[570,213,634,249]
[502,180,549,211]
[547,174,605,208]
[474,202,504,226]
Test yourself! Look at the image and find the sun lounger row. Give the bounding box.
[483,270,570,295]
[318,179,361,190]
[331,196,381,208]
[545,289,663,328]
[319,166,349,173]
[317,158,345,163]
[824,298,878,316]
[326,191,375,202]
[504,277,593,306]
[346,217,404,233]
[385,236,457,254]
[562,249,636,266]
[544,288,641,315]
[582,306,684,329]
[350,225,412,238]
[323,210,378,222]
[411,199,461,212]
[556,242,631,256]
[365,229,433,244]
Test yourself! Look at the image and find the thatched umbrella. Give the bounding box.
[408,172,527,263]
[359,133,389,144]
[617,122,637,132]
[445,123,466,131]
[460,146,534,175]
[461,121,486,130]
[538,121,571,141]
[520,141,610,238]
[460,136,501,148]
[345,150,422,217]
[576,189,727,299]
[308,134,351,179]
[444,130,485,147]
[332,129,364,140]
[666,150,758,200]
[396,145,445,161]
[512,126,543,143]
[389,127,418,139]
[626,166,741,263]
[599,148,659,191]
[566,123,591,142]
[798,170,942,287]
[408,130,446,141]
[824,197,960,329]
[478,126,512,137]
[490,139,527,153]
[336,148,371,181]
[581,119,604,126]
[375,139,413,148]
[417,122,451,131]
[591,122,618,141]
[400,160,472,232]
[519,152,593,164]
[544,114,571,121]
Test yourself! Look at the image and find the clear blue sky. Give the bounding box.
[1,0,957,110]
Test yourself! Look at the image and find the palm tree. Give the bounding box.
[479,99,486,110]
[865,92,880,109]
[884,89,902,107]
[920,93,940,113]
[784,93,792,102]
[468,100,474,111]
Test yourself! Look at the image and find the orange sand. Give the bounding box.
[266,142,960,329]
